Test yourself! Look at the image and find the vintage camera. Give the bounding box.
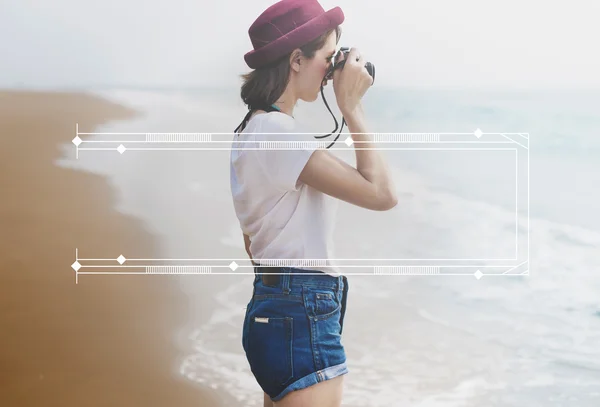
[325,47,375,84]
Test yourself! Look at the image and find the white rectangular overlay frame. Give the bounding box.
[71,127,529,282]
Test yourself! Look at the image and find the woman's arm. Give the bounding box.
[298,104,398,211]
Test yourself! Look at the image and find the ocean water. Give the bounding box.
[66,87,600,406]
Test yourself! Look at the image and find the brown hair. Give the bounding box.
[239,26,342,109]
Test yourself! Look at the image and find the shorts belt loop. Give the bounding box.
[253,265,260,285]
[281,267,291,294]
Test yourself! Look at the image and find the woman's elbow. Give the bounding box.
[387,194,399,210]
[373,193,398,211]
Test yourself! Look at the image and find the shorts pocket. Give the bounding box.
[304,287,341,320]
[246,316,294,394]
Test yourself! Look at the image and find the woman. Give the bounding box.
[230,0,398,405]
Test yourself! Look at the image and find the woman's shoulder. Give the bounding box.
[246,111,301,141]
[254,111,296,130]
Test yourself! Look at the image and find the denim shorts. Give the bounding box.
[242,266,350,402]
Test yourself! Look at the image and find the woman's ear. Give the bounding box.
[289,49,302,73]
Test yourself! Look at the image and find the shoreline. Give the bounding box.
[0,90,224,406]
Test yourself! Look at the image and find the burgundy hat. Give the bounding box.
[244,0,344,69]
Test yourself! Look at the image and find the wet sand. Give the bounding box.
[0,91,223,406]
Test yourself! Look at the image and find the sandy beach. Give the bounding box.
[0,91,223,406]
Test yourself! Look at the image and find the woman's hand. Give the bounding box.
[332,47,373,117]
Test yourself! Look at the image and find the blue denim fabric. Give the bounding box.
[242,267,349,402]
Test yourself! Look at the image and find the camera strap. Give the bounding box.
[315,72,346,149]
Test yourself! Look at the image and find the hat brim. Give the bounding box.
[244,7,344,69]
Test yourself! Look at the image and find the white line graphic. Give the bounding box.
[72,128,529,282]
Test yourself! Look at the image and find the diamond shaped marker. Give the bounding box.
[344,137,354,146]
[117,255,126,264]
[117,144,126,154]
[72,136,82,146]
[474,128,483,138]
[474,270,483,280]
[71,261,81,272]
[229,261,239,271]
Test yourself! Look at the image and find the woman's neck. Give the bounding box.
[273,87,297,118]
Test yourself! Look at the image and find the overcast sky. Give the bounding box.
[1,0,599,89]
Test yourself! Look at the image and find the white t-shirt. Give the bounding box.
[230,111,341,276]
